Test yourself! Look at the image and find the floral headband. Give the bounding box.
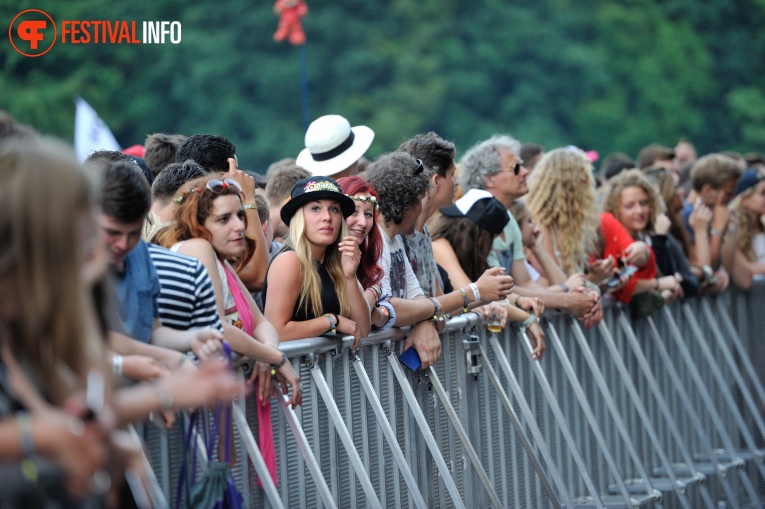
[174,178,242,206]
[345,194,379,209]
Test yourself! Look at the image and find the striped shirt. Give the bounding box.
[148,244,223,332]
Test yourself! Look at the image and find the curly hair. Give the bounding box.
[153,176,255,269]
[337,176,384,289]
[526,148,599,274]
[643,166,692,256]
[365,152,431,226]
[429,214,494,281]
[458,134,521,192]
[731,181,765,261]
[602,169,664,237]
[397,132,456,178]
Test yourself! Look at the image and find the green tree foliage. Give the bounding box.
[1,0,763,170]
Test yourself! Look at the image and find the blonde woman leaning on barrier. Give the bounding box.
[431,189,546,359]
[154,176,302,408]
[722,170,765,290]
[601,169,682,304]
[262,176,371,347]
[0,137,241,505]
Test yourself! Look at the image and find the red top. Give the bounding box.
[594,212,656,304]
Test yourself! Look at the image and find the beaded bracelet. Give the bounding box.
[460,287,469,313]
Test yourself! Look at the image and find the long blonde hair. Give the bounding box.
[602,169,664,236]
[527,148,599,274]
[0,138,104,404]
[285,208,351,318]
[731,182,765,261]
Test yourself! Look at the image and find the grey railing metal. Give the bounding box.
[143,283,765,508]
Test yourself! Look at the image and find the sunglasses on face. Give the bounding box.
[206,178,242,193]
[510,162,522,175]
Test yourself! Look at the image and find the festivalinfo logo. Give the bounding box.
[9,9,182,57]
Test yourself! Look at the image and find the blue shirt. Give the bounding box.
[113,240,160,343]
[681,200,695,243]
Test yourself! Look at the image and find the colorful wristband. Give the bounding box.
[460,287,469,313]
[521,313,537,329]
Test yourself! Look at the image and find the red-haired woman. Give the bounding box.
[154,176,302,407]
[337,176,392,329]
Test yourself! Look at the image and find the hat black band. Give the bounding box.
[311,131,355,162]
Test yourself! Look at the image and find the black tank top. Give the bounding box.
[262,246,341,322]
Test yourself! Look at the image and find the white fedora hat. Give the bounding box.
[296,115,374,177]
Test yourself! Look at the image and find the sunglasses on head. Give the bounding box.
[413,159,424,175]
[174,178,243,206]
[206,178,242,193]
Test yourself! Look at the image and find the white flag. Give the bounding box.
[74,97,121,163]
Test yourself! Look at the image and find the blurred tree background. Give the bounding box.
[2,0,764,171]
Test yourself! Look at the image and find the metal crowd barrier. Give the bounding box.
[143,281,765,508]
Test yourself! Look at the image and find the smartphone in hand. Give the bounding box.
[605,265,638,289]
[399,347,422,371]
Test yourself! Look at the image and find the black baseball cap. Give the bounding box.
[439,189,509,234]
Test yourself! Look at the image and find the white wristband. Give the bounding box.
[468,283,481,303]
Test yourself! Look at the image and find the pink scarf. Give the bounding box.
[223,264,278,487]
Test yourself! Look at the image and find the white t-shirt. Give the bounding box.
[379,225,425,300]
[753,233,765,264]
[524,259,541,282]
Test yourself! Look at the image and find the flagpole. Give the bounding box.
[299,44,310,133]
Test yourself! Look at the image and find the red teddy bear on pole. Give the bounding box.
[273,0,308,46]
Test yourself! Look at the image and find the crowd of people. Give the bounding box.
[0,108,763,506]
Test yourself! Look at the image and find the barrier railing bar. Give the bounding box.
[320,355,338,505]
[663,308,747,463]
[713,298,765,418]
[481,338,567,508]
[681,304,765,491]
[230,403,285,509]
[544,322,638,507]
[274,384,337,509]
[703,299,765,450]
[647,313,745,509]
[568,319,663,502]
[500,328,607,508]
[568,317,668,502]
[425,365,503,509]
[128,424,169,509]
[309,363,383,509]
[594,321,699,509]
[388,352,467,509]
[337,352,358,509]
[368,347,388,508]
[350,354,428,509]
